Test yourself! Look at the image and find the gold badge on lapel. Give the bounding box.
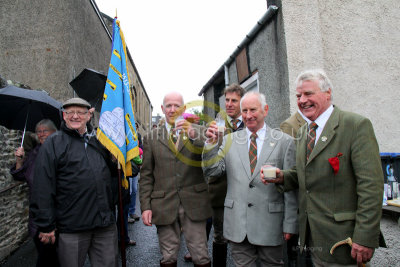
[321,136,327,142]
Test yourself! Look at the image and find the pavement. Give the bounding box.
[2,192,399,267]
[0,193,234,267]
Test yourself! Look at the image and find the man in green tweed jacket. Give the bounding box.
[139,92,212,267]
[263,69,384,266]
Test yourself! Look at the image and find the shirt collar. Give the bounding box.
[228,115,243,126]
[246,123,267,139]
[303,105,334,129]
[164,120,173,134]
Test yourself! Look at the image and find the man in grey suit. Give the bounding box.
[203,91,298,266]
[207,83,245,266]
[139,92,212,267]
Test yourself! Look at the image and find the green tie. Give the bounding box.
[306,122,318,161]
[249,133,257,174]
[170,127,177,144]
[232,118,239,130]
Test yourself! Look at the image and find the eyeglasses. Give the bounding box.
[36,129,51,135]
[64,111,88,117]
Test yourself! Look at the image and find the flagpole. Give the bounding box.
[117,162,127,267]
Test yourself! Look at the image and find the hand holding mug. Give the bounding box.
[261,164,284,184]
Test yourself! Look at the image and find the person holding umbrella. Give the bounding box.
[10,119,58,267]
[30,97,119,267]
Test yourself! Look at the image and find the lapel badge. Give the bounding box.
[270,142,275,147]
[183,136,188,141]
[321,136,327,142]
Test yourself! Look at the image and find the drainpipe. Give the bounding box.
[224,65,229,87]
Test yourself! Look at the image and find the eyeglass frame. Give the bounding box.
[63,110,89,117]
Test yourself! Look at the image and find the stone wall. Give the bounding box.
[0,0,153,261]
[282,0,400,152]
[0,125,30,261]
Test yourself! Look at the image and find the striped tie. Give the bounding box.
[170,127,177,144]
[231,118,239,130]
[249,133,258,174]
[306,122,318,161]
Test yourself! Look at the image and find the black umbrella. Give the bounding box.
[69,68,107,112]
[0,85,62,145]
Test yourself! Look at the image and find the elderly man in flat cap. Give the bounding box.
[31,97,119,267]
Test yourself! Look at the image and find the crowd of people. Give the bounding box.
[11,69,385,267]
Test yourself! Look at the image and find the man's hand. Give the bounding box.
[142,210,153,226]
[351,242,374,267]
[205,122,222,144]
[283,233,293,241]
[260,167,284,185]
[39,230,56,244]
[175,119,198,139]
[15,147,25,169]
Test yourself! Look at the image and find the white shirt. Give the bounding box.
[303,105,334,145]
[164,120,173,135]
[165,120,181,136]
[246,123,267,158]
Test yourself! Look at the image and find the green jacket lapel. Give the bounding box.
[158,125,178,153]
[295,112,306,129]
[307,107,340,165]
[177,132,189,152]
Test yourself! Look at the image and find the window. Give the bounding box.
[241,72,259,92]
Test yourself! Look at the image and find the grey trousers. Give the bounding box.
[157,204,210,265]
[230,237,284,267]
[57,224,118,267]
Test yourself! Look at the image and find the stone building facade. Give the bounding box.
[0,0,152,260]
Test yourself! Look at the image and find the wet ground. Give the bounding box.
[1,194,399,267]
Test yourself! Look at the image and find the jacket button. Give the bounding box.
[248,203,253,207]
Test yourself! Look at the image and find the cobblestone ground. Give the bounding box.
[1,196,399,267]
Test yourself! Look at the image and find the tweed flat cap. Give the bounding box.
[62,97,91,109]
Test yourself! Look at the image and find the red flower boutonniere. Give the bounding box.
[328,153,343,175]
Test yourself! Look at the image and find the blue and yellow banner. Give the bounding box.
[97,19,139,188]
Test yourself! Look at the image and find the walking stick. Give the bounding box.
[117,163,127,267]
[330,237,366,267]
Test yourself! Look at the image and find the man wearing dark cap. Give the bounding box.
[31,97,119,267]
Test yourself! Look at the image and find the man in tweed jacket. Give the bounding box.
[264,69,384,266]
[139,92,212,267]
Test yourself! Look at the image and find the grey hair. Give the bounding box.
[240,91,267,110]
[35,119,57,132]
[295,69,333,100]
